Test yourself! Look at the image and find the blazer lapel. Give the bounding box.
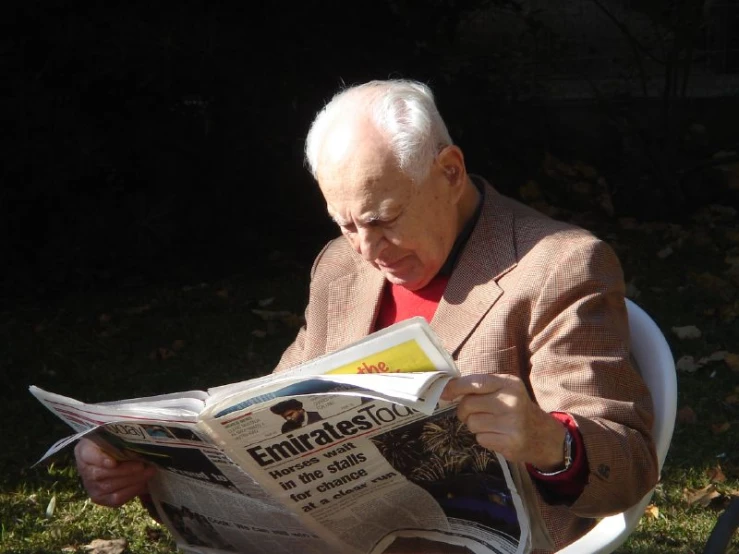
[431,186,518,355]
[325,257,386,353]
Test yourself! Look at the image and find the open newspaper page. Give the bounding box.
[30,317,531,553]
[197,323,531,554]
[202,390,530,554]
[30,386,333,554]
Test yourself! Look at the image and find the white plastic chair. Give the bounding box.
[556,299,677,554]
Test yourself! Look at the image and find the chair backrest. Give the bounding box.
[625,299,677,471]
[556,299,677,554]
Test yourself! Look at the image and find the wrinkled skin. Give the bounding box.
[74,438,156,507]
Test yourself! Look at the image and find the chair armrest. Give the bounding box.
[556,492,654,554]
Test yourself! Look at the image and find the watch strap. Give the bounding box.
[532,428,573,476]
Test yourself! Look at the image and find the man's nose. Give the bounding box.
[355,227,386,261]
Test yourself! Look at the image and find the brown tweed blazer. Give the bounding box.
[275,181,658,552]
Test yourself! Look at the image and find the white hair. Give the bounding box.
[304,79,453,184]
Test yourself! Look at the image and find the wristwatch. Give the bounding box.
[533,429,573,476]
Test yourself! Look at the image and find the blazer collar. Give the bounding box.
[431,182,518,355]
[325,261,386,353]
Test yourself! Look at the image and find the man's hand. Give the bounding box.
[441,374,567,471]
[74,438,156,507]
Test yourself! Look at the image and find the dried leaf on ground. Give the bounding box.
[672,326,702,340]
[657,246,674,259]
[81,539,127,554]
[570,181,591,194]
[618,217,640,230]
[693,272,734,298]
[644,504,660,519]
[519,180,542,201]
[251,309,294,321]
[683,484,721,507]
[543,152,578,178]
[720,303,739,323]
[182,282,208,292]
[707,465,727,483]
[726,394,739,405]
[149,347,175,361]
[530,201,560,217]
[124,304,151,315]
[690,230,713,247]
[725,353,739,372]
[712,150,737,160]
[709,204,737,217]
[700,351,728,364]
[677,406,697,424]
[282,313,306,328]
[625,281,641,299]
[676,356,700,373]
[574,161,598,179]
[598,191,616,217]
[711,422,731,435]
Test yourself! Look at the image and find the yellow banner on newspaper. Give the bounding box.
[327,340,435,375]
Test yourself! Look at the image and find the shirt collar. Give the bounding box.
[437,176,485,276]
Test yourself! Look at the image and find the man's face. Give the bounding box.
[317,126,462,291]
[282,408,305,425]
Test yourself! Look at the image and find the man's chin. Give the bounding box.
[382,271,430,291]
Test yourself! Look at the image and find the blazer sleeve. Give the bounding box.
[527,237,659,517]
[273,242,333,373]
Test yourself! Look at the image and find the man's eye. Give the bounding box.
[378,216,400,228]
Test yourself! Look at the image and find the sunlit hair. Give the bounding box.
[305,79,453,184]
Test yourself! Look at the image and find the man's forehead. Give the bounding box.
[327,194,404,223]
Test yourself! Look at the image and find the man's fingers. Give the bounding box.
[473,431,519,460]
[455,390,523,423]
[83,463,156,508]
[83,461,154,484]
[90,481,151,508]
[441,373,520,400]
[87,471,152,496]
[75,439,116,469]
[463,411,502,434]
[74,435,156,509]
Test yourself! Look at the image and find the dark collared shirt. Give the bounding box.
[438,176,485,276]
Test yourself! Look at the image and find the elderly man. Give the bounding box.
[74,79,657,552]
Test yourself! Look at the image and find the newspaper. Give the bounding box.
[31,317,531,554]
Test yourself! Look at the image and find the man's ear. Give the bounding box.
[437,145,467,194]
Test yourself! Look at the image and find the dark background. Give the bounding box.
[3,0,738,307]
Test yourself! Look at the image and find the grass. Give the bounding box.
[1,206,738,554]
